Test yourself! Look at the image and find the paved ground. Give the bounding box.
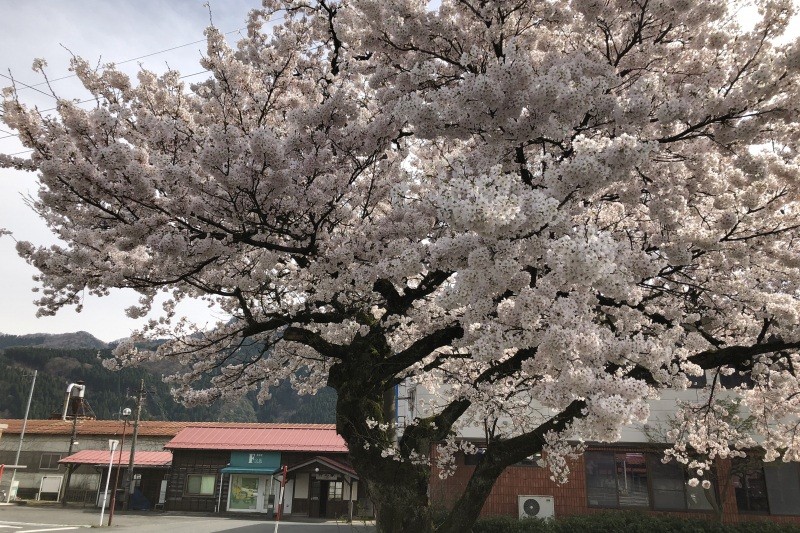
[0,504,376,533]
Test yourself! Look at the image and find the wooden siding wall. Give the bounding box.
[165,450,230,512]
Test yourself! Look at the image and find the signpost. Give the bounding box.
[273,465,288,533]
[99,440,119,527]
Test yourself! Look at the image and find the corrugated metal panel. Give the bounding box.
[165,426,348,452]
[59,449,173,467]
[0,419,336,438]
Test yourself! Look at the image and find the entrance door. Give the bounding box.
[308,479,331,518]
[319,481,329,517]
[309,479,321,518]
[228,475,276,513]
[229,475,261,511]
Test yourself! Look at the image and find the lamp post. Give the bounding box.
[123,379,145,511]
[108,408,131,526]
[99,439,119,527]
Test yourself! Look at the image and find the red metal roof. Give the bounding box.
[59,449,172,467]
[165,425,347,453]
[0,419,329,438]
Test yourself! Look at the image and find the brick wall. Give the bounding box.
[431,448,800,525]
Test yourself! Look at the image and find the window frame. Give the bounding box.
[732,458,800,516]
[585,451,717,513]
[517,452,543,467]
[39,453,62,470]
[463,446,487,466]
[185,474,216,496]
[327,481,344,500]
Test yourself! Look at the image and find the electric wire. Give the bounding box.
[11,13,290,92]
[1,11,333,157]
[0,10,294,145]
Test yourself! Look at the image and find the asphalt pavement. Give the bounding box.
[0,503,376,533]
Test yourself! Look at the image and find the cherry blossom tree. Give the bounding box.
[3,1,800,531]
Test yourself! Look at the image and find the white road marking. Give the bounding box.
[18,528,79,533]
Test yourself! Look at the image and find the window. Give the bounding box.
[517,453,543,467]
[586,452,717,512]
[648,456,715,511]
[327,481,343,500]
[186,474,216,496]
[464,446,486,466]
[586,452,618,508]
[764,462,800,515]
[615,453,649,508]
[733,459,800,515]
[733,468,769,513]
[719,368,754,389]
[649,457,686,510]
[39,453,61,470]
[687,371,707,388]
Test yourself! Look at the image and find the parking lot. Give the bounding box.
[0,504,375,533]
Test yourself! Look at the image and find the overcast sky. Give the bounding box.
[0,0,261,341]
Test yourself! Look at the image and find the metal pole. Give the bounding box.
[215,472,224,513]
[273,465,288,533]
[124,379,144,511]
[100,440,118,527]
[5,370,36,503]
[108,419,128,525]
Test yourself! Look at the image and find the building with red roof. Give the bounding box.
[0,418,196,503]
[162,424,371,519]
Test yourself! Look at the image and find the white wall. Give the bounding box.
[399,372,744,444]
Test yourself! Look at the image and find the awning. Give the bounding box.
[221,465,281,475]
[59,450,172,468]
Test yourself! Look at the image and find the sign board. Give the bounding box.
[158,479,167,505]
[314,473,339,481]
[229,451,281,469]
[38,475,63,501]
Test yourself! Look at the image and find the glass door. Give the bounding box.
[229,475,260,511]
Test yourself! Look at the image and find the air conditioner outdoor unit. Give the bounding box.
[518,495,555,520]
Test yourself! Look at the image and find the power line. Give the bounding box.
[12,14,289,92]
[0,12,292,143]
[0,72,57,100]
[0,69,223,143]
[1,22,333,155]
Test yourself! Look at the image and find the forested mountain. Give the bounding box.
[0,331,108,350]
[0,333,336,423]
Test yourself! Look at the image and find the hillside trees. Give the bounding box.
[3,1,800,531]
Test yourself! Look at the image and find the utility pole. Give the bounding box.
[61,381,86,506]
[5,370,36,503]
[123,379,145,511]
[108,409,131,526]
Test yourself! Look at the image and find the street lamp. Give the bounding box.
[99,439,119,527]
[108,408,131,526]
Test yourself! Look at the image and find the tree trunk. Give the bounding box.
[436,460,501,533]
[364,465,433,533]
[329,351,435,532]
